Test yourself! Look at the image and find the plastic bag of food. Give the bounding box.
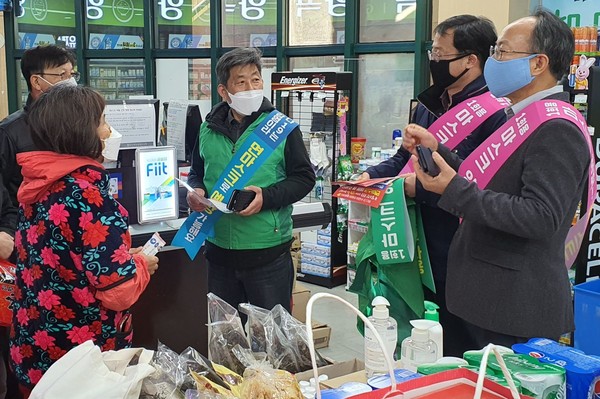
[140,342,184,399]
[238,303,270,354]
[271,304,328,372]
[207,293,250,375]
[263,310,302,373]
[178,346,229,393]
[236,351,303,399]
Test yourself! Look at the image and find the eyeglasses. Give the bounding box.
[489,45,537,61]
[427,50,471,62]
[39,71,81,82]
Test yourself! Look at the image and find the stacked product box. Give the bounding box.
[301,227,332,277]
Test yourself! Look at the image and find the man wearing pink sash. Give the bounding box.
[361,15,505,356]
[406,9,590,352]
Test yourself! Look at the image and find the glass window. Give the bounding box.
[360,0,416,43]
[357,53,414,149]
[155,0,211,49]
[222,0,277,47]
[289,56,341,70]
[15,0,76,49]
[289,0,346,46]
[85,0,145,49]
[88,59,146,100]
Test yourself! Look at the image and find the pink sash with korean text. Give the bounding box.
[401,92,510,173]
[459,99,596,268]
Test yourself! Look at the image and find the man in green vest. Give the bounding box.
[186,47,315,315]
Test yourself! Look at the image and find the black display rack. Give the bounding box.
[271,72,352,288]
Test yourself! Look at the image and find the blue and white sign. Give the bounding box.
[88,34,143,50]
[18,33,56,49]
[543,0,600,26]
[167,34,210,49]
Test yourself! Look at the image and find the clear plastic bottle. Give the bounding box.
[364,297,398,378]
[423,301,444,359]
[400,320,438,372]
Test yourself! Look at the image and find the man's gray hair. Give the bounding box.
[530,8,575,81]
[216,47,263,87]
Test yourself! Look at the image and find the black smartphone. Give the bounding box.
[416,145,440,177]
[227,189,256,212]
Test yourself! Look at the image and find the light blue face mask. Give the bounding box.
[484,54,538,98]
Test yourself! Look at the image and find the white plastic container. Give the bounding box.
[364,297,398,378]
[400,319,438,372]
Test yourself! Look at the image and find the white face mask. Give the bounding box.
[101,127,122,161]
[38,76,78,90]
[227,89,264,116]
[54,77,78,88]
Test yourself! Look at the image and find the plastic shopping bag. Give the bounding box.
[30,340,155,399]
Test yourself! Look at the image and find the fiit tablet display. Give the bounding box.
[135,146,179,224]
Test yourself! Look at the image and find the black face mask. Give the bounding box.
[429,53,472,89]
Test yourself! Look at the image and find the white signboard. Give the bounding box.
[135,146,179,224]
[166,100,188,161]
[105,102,157,148]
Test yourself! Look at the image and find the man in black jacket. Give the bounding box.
[0,45,77,207]
[360,16,505,356]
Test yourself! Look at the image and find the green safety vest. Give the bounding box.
[199,113,293,250]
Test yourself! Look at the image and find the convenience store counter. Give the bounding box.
[128,202,332,355]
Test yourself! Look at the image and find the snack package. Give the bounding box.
[207,293,250,375]
[337,155,354,181]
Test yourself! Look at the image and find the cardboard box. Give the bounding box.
[292,232,301,250]
[292,281,310,323]
[295,358,365,383]
[313,322,332,349]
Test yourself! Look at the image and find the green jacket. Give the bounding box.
[199,110,290,250]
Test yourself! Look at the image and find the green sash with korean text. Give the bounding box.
[173,110,298,259]
[349,178,434,348]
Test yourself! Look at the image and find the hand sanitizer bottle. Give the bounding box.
[364,296,398,378]
[400,320,438,372]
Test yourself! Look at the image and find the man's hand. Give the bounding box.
[357,172,370,182]
[403,124,439,154]
[238,186,263,216]
[0,232,14,260]
[412,152,456,195]
[401,173,416,198]
[187,188,208,212]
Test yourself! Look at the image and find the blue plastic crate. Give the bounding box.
[574,279,600,356]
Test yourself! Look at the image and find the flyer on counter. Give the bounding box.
[332,177,398,208]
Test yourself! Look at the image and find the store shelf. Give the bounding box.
[88,61,146,100]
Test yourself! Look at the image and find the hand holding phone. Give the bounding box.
[227,189,257,212]
[416,145,440,177]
